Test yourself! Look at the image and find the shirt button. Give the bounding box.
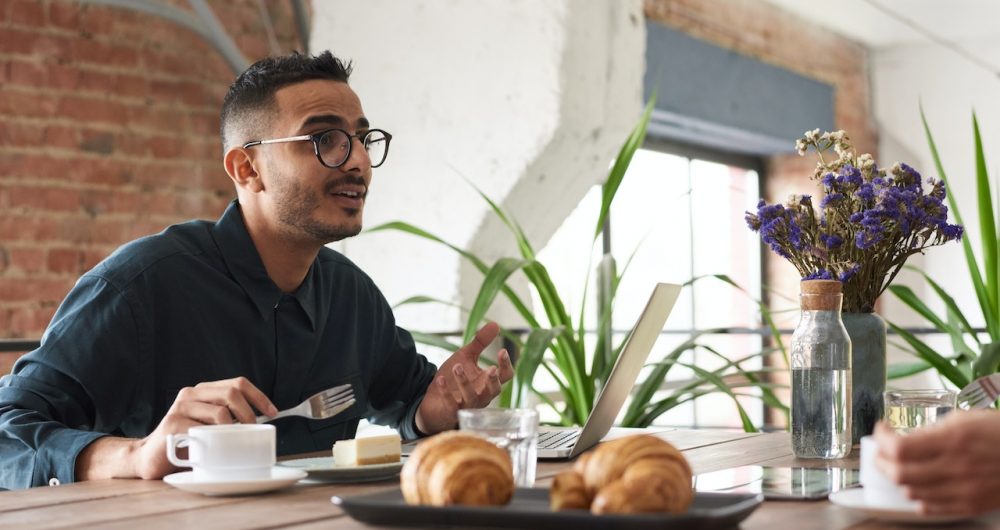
[48,477,60,486]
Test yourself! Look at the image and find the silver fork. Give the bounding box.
[255,384,356,423]
[957,373,1000,410]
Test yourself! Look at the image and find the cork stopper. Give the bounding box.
[800,279,842,311]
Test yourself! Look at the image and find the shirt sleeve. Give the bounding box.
[364,292,437,440]
[0,274,141,489]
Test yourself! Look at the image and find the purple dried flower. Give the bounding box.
[750,129,964,312]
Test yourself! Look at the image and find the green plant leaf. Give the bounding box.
[972,113,999,328]
[408,331,461,353]
[887,361,932,379]
[513,327,563,406]
[921,108,997,341]
[973,342,1000,378]
[622,334,703,425]
[901,265,981,349]
[672,361,758,432]
[888,322,969,388]
[463,257,531,343]
[594,96,656,240]
[368,220,542,329]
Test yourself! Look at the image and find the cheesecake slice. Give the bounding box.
[333,433,402,467]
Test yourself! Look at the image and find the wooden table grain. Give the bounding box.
[2,429,997,529]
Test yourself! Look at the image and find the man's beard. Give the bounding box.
[273,174,365,243]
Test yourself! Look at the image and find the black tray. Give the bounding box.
[332,487,763,530]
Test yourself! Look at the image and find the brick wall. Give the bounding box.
[0,0,301,373]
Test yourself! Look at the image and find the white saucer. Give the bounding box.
[828,488,969,525]
[278,456,404,483]
[163,466,307,496]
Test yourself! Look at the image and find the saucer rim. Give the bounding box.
[828,488,968,524]
[277,455,404,483]
[163,466,307,487]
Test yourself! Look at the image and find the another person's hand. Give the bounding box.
[415,322,515,434]
[874,409,1000,516]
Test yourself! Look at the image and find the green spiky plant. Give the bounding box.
[887,110,1000,389]
[369,100,789,430]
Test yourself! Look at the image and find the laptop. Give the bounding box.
[536,282,681,459]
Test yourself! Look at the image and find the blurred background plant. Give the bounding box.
[887,111,1000,392]
[368,101,789,431]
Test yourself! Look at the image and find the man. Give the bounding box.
[0,51,513,489]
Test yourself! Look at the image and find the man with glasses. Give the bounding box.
[0,51,514,489]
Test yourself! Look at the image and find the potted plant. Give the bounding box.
[369,101,786,430]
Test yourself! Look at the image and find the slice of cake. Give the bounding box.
[333,433,402,467]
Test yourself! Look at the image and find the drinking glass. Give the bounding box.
[458,408,538,487]
[883,389,956,433]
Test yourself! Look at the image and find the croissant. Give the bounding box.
[550,435,693,515]
[401,431,515,507]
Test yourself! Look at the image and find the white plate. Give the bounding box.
[163,466,307,496]
[828,488,969,525]
[278,456,404,483]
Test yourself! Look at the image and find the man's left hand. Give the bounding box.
[415,322,514,434]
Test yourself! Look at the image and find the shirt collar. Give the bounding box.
[211,200,319,330]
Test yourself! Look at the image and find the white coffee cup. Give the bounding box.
[166,424,276,481]
[859,435,919,510]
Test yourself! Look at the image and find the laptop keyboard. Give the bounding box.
[537,429,580,450]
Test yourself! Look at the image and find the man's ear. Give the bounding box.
[224,147,264,193]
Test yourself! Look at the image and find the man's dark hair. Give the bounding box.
[220,51,353,152]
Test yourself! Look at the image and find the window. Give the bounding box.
[534,142,765,428]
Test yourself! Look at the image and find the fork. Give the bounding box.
[957,373,1000,410]
[255,383,356,423]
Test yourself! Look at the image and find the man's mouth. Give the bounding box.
[332,189,365,199]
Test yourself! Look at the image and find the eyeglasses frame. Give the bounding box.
[242,128,392,168]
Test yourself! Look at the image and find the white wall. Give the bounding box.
[873,36,1000,385]
[310,0,645,334]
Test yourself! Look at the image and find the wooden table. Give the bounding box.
[1,429,997,529]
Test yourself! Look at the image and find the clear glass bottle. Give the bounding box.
[790,279,852,458]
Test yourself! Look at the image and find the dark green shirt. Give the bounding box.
[0,200,436,489]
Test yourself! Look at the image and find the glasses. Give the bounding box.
[242,128,392,168]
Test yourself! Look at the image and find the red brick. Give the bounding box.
[58,95,130,126]
[8,246,46,274]
[34,306,57,332]
[0,278,73,303]
[82,248,110,270]
[76,5,118,35]
[115,74,149,99]
[0,121,45,146]
[77,69,117,93]
[0,216,59,241]
[8,185,80,213]
[46,248,83,274]
[9,0,43,26]
[45,125,80,150]
[48,1,81,30]
[7,59,47,86]
[0,90,59,118]
[47,63,81,90]
[68,157,136,187]
[71,37,139,69]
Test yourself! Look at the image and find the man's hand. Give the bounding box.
[76,377,277,481]
[874,410,1000,516]
[415,322,515,435]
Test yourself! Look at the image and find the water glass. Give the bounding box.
[883,389,956,433]
[458,408,538,487]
